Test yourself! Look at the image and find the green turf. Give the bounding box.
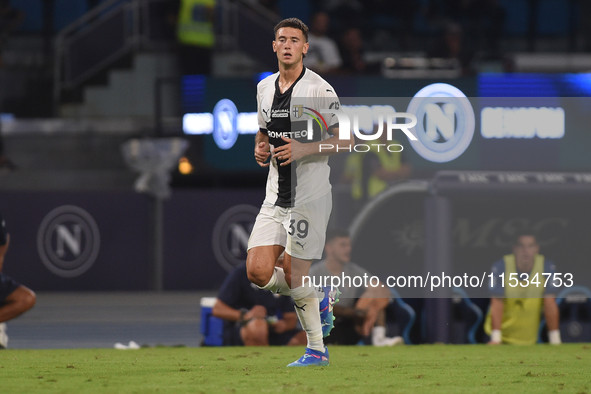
[0,344,590,394]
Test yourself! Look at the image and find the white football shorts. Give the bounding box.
[247,193,332,260]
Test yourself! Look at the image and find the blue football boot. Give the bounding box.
[287,347,329,367]
[319,286,340,337]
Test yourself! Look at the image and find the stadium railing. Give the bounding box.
[388,288,417,345]
[451,287,484,344]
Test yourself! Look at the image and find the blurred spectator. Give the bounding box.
[0,0,23,46]
[427,23,475,76]
[304,12,342,74]
[368,0,420,51]
[484,233,561,345]
[479,0,506,56]
[342,128,411,211]
[581,0,591,51]
[309,229,403,346]
[338,27,367,74]
[0,0,23,67]
[212,262,306,346]
[0,212,37,349]
[176,0,215,75]
[429,0,505,58]
[312,0,365,32]
[527,0,539,52]
[257,0,279,14]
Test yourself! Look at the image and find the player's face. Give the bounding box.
[273,27,308,66]
[327,236,351,264]
[513,235,539,267]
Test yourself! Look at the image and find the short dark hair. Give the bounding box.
[513,231,537,246]
[326,228,350,243]
[274,18,309,42]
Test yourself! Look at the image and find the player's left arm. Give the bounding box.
[273,85,351,165]
[273,127,352,165]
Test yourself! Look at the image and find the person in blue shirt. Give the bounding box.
[213,260,305,346]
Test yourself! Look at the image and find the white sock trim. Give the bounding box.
[291,286,324,352]
[258,270,277,290]
[549,329,561,345]
[290,283,317,301]
[260,268,291,296]
[491,329,502,343]
[372,326,386,341]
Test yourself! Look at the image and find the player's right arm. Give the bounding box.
[254,129,271,167]
[254,84,271,167]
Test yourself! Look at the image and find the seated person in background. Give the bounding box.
[213,257,306,346]
[0,212,36,349]
[427,23,475,76]
[484,232,561,345]
[342,129,411,205]
[338,27,367,74]
[0,0,23,46]
[309,228,402,346]
[303,12,342,74]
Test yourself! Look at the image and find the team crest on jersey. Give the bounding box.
[292,104,304,119]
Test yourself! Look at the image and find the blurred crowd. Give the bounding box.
[254,0,509,76]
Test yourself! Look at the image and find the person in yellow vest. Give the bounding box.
[342,130,411,205]
[176,0,215,75]
[484,233,561,345]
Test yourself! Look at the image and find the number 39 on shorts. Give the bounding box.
[289,219,309,238]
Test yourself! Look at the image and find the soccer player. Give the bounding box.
[246,18,351,366]
[0,212,36,349]
[484,232,561,345]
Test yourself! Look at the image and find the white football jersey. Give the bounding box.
[256,67,340,207]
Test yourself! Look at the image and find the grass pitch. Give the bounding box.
[1,344,590,394]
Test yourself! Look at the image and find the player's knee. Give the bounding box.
[20,289,36,312]
[246,269,270,287]
[242,319,269,346]
[10,287,36,313]
[246,260,272,287]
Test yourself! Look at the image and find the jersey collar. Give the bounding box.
[274,66,307,98]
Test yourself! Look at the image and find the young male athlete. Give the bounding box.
[246,18,351,367]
